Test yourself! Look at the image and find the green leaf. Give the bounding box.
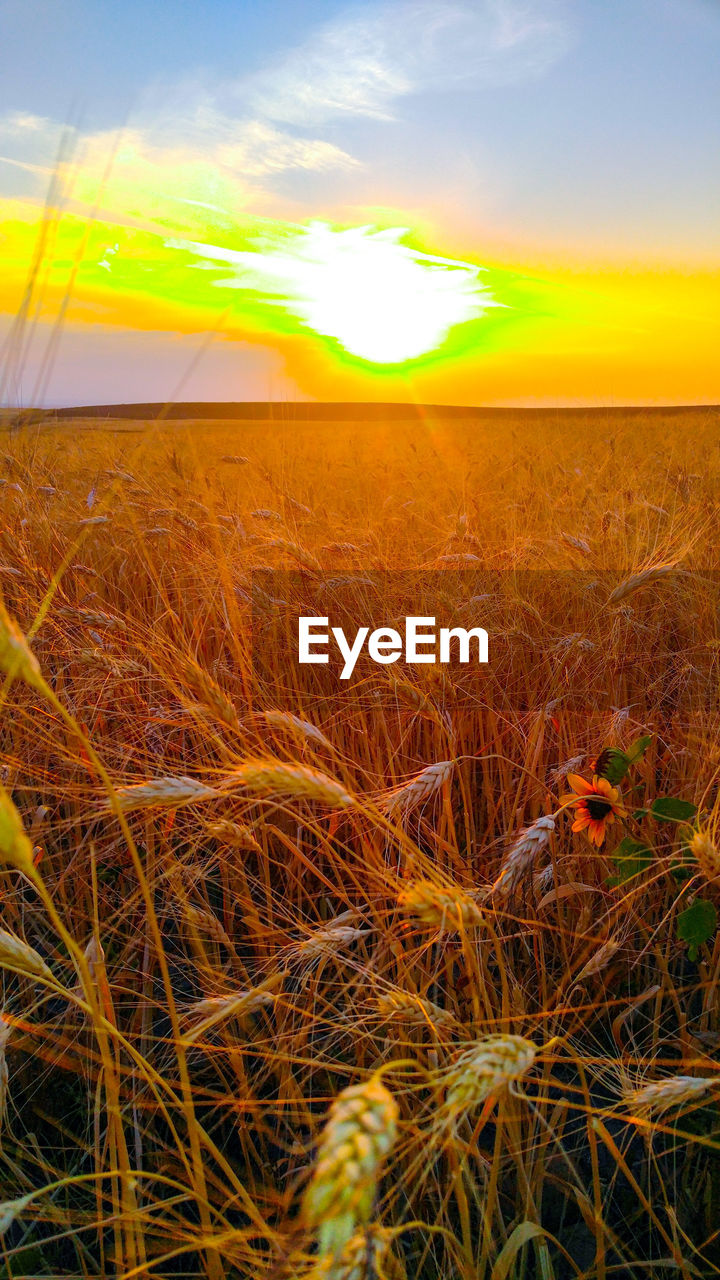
[677,898,718,961]
[594,747,630,786]
[632,808,649,821]
[595,736,651,787]
[651,797,697,823]
[626,735,653,765]
[607,836,653,886]
[670,849,698,882]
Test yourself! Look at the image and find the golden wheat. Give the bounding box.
[304,1076,399,1257]
[442,1035,537,1112]
[573,935,622,983]
[266,538,323,572]
[380,760,453,815]
[624,1075,718,1116]
[0,784,35,873]
[218,760,354,808]
[291,923,370,968]
[1,408,718,1272]
[690,828,720,882]
[0,930,54,983]
[397,880,482,931]
[107,775,220,812]
[375,990,456,1030]
[0,598,45,691]
[309,1224,405,1280]
[607,561,679,604]
[204,818,262,850]
[492,815,555,900]
[260,710,333,750]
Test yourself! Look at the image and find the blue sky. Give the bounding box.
[2,0,719,258]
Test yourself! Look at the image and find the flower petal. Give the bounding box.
[567,773,592,796]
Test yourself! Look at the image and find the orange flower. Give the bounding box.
[560,773,626,846]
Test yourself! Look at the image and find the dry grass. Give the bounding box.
[0,407,720,1277]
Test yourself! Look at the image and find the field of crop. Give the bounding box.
[1,406,720,1278]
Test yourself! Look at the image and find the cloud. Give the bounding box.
[0,101,358,232]
[0,1,571,231]
[244,0,573,125]
[199,117,357,179]
[0,111,62,181]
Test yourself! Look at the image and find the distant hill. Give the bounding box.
[24,401,720,422]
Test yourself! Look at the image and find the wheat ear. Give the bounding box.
[304,1075,399,1258]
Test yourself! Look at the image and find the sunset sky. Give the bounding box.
[0,0,718,406]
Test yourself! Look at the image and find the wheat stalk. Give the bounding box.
[560,532,591,554]
[375,990,456,1030]
[181,985,277,1041]
[252,508,282,521]
[204,819,262,850]
[290,924,369,969]
[394,880,479,931]
[304,1075,399,1258]
[492,815,555,901]
[107,776,219,812]
[266,538,322,572]
[0,1015,11,1132]
[218,760,353,809]
[607,561,679,604]
[573,936,622,983]
[185,671,243,732]
[0,599,46,692]
[397,880,482,932]
[379,761,453,816]
[0,1192,35,1237]
[0,785,35,874]
[321,541,363,556]
[0,930,54,983]
[309,1224,405,1279]
[690,829,720,883]
[442,1035,537,1113]
[260,710,333,750]
[624,1075,718,1116]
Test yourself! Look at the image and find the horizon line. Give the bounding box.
[4,400,719,423]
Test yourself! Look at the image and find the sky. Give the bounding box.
[0,0,718,407]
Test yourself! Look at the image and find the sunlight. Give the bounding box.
[167,221,501,363]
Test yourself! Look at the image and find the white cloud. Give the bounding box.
[0,2,571,227]
[0,101,358,231]
[244,0,573,125]
[0,111,63,179]
[210,119,357,178]
[0,111,51,135]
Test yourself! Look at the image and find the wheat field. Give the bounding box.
[1,406,720,1278]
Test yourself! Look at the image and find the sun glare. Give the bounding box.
[166,222,501,364]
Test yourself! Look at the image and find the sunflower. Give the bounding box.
[560,773,627,846]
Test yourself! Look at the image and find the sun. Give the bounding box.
[167,221,502,364]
